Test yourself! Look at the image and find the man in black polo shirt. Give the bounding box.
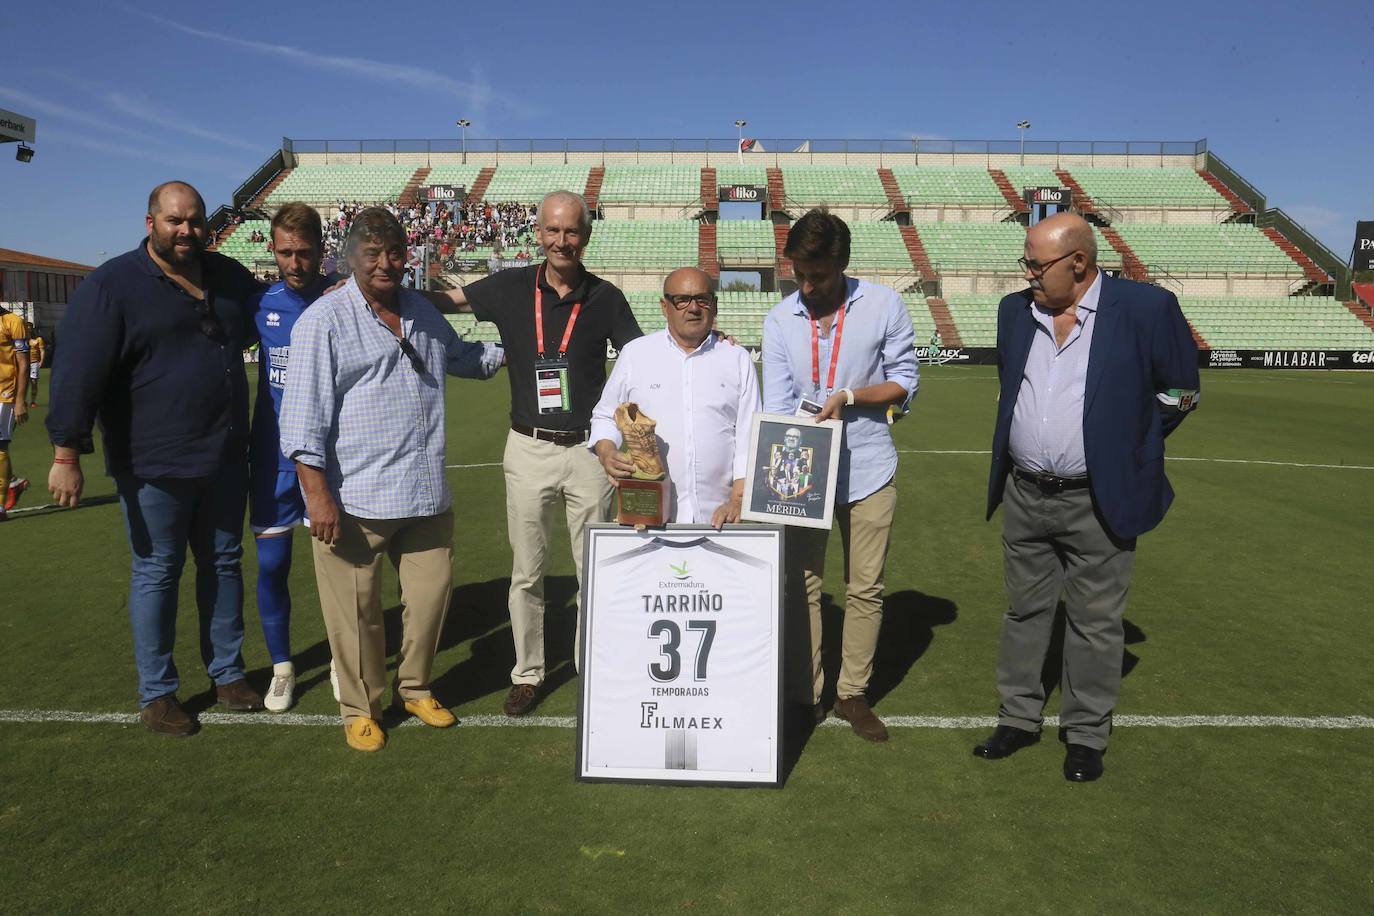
[47,180,265,736]
[445,190,641,715]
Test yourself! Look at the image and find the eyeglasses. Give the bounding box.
[194,297,225,343]
[398,338,426,373]
[1017,251,1078,276]
[664,294,716,310]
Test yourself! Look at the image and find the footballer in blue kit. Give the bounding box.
[247,203,330,711]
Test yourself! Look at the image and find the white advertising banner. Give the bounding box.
[577,524,784,786]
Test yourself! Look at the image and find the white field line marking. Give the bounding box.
[2,709,1371,730]
[896,450,1374,470]
[445,462,501,469]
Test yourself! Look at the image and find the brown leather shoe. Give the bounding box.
[140,695,198,737]
[833,696,889,742]
[216,679,265,711]
[503,683,538,717]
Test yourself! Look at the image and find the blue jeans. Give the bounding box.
[115,464,249,707]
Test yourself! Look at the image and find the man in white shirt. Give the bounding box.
[590,267,760,527]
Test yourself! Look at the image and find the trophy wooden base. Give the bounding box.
[615,477,671,527]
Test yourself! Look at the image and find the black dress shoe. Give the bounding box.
[972,724,1040,760]
[1063,744,1106,782]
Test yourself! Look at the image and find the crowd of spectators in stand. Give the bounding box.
[219,199,542,283]
[325,200,540,271]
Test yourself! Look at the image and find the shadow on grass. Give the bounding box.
[243,575,584,712]
[429,575,580,710]
[814,588,959,710]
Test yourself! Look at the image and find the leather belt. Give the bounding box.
[1012,465,1090,494]
[511,422,589,447]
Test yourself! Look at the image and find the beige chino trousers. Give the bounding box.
[503,429,614,686]
[786,481,898,705]
[311,509,454,722]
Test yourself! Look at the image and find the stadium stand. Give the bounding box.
[599,166,701,204]
[265,164,418,206]
[482,165,591,203]
[1114,224,1296,274]
[848,222,918,272]
[214,140,1364,357]
[780,166,889,205]
[941,294,1004,347]
[1179,297,1374,349]
[582,220,697,269]
[213,219,273,268]
[423,165,484,193]
[1064,168,1226,208]
[889,167,1004,206]
[714,164,769,188]
[715,221,776,264]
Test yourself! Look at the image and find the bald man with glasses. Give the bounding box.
[974,213,1199,781]
[589,267,760,528]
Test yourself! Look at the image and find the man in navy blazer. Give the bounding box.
[972,213,1199,782]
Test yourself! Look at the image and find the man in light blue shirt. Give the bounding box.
[762,209,918,742]
[280,208,501,752]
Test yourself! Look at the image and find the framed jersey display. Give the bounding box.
[739,412,842,530]
[577,524,784,787]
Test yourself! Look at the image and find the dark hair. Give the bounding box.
[784,208,850,267]
[147,180,207,217]
[345,207,406,258]
[271,202,323,250]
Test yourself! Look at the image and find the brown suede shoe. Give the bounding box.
[503,683,538,717]
[216,679,265,711]
[833,696,889,742]
[140,695,198,737]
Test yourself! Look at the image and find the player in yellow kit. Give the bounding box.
[0,306,31,521]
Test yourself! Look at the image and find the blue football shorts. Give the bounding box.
[249,466,307,536]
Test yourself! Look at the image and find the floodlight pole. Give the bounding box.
[735,119,747,165]
[1017,120,1031,166]
[457,119,471,164]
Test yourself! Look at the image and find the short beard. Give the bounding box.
[150,231,202,266]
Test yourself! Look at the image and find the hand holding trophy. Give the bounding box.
[612,402,670,526]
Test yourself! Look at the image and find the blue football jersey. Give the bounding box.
[250,279,323,472]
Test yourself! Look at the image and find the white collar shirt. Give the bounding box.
[589,328,761,524]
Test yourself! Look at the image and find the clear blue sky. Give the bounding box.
[1,0,1368,266]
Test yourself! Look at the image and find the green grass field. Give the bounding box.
[4,365,1372,914]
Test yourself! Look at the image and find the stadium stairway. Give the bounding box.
[877,168,908,215]
[207,222,237,252]
[698,222,720,279]
[584,167,605,211]
[925,297,962,346]
[1258,226,1329,285]
[1197,169,1253,215]
[1054,169,1097,215]
[773,223,793,280]
[766,167,786,212]
[899,225,939,280]
[701,167,718,209]
[244,169,291,211]
[464,167,495,206]
[989,169,1030,213]
[398,167,431,207]
[1343,287,1374,332]
[1100,226,1152,282]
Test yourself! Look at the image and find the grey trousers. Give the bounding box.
[996,473,1136,750]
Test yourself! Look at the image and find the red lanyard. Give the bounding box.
[534,264,581,358]
[810,304,847,392]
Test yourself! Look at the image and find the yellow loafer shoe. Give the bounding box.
[345,717,386,752]
[403,697,456,728]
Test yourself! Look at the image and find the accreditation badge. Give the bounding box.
[534,357,572,414]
